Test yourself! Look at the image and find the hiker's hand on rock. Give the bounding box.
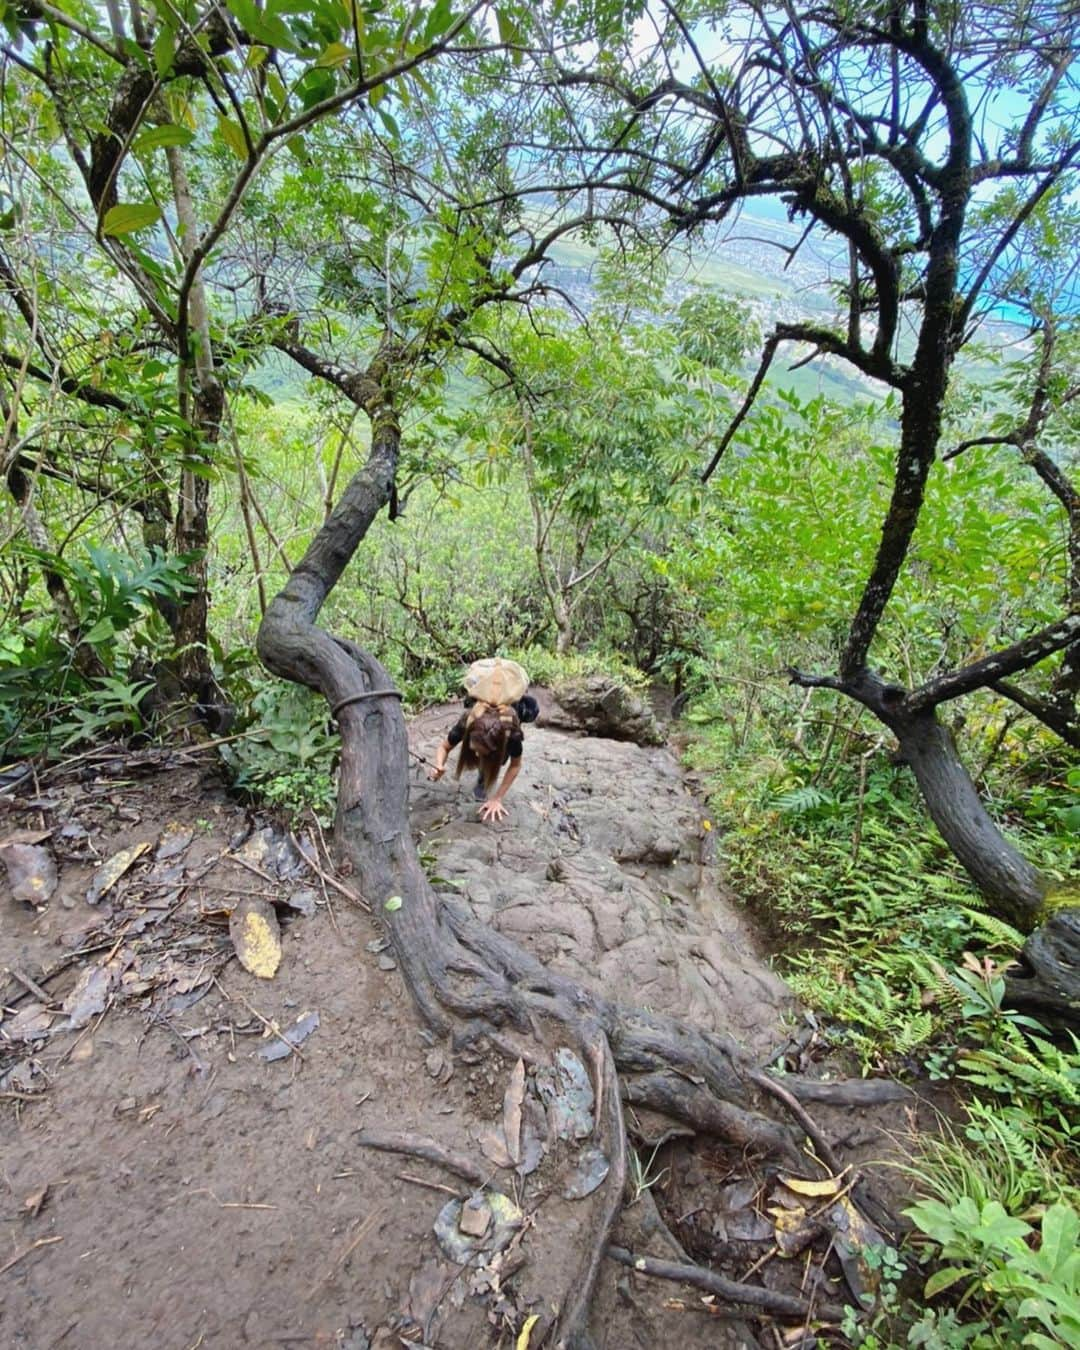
[479,799,508,823]
[427,766,445,781]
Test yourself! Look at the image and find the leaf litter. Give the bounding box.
[1,808,328,1084]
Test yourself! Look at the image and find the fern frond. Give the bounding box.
[960,906,1025,951]
[893,1011,935,1052]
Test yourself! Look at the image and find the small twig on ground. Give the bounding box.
[188,1188,277,1210]
[172,728,273,757]
[606,1246,844,1321]
[355,1130,489,1186]
[223,854,280,887]
[212,977,305,1063]
[306,1210,381,1301]
[7,968,54,1004]
[0,1234,64,1276]
[55,1002,111,1068]
[309,816,342,940]
[289,830,370,913]
[740,1243,779,1282]
[748,1071,841,1174]
[397,1172,464,1199]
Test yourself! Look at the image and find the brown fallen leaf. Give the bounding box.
[155,822,194,861]
[4,1004,55,1042]
[62,966,111,1029]
[827,1192,887,1306]
[0,843,58,905]
[229,897,282,978]
[477,1124,514,1169]
[86,842,150,905]
[0,828,52,849]
[767,1202,823,1257]
[502,1058,525,1165]
[22,1186,48,1218]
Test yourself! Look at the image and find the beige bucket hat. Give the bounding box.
[463,657,529,706]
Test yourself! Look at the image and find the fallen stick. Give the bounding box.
[397,1171,464,1199]
[355,1130,488,1186]
[7,968,54,1004]
[749,1071,841,1175]
[606,1246,844,1322]
[0,1235,64,1276]
[212,979,305,1063]
[289,831,370,913]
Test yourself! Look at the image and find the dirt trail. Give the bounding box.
[1,708,906,1349]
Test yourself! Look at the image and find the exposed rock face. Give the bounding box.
[408,710,794,1058]
[546,674,666,746]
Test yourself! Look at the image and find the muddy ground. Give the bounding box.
[1,703,932,1349]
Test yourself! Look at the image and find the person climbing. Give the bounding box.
[427,658,538,822]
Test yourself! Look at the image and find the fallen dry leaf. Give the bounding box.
[827,1192,887,1306]
[767,1202,823,1256]
[502,1058,525,1165]
[22,1186,48,1218]
[0,843,58,905]
[257,1009,319,1061]
[4,1004,54,1042]
[86,842,150,905]
[477,1124,514,1169]
[516,1314,540,1350]
[62,965,111,1028]
[779,1171,847,1199]
[0,828,52,848]
[155,822,194,861]
[229,897,282,978]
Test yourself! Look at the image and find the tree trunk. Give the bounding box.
[167,143,222,696]
[258,418,861,1346]
[893,711,1047,928]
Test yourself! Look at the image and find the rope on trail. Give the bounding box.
[330,689,404,717]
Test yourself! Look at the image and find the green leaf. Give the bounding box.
[924,1266,971,1298]
[152,24,176,76]
[1023,1335,1067,1350]
[384,895,402,912]
[495,7,521,46]
[83,617,116,644]
[316,40,350,68]
[102,202,162,236]
[375,105,400,141]
[423,0,454,43]
[217,116,249,160]
[297,67,335,109]
[134,124,195,153]
[495,6,523,61]
[225,0,299,51]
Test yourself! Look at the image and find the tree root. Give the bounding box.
[355,1130,490,1187]
[622,1071,802,1166]
[779,1077,912,1105]
[606,1245,844,1322]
